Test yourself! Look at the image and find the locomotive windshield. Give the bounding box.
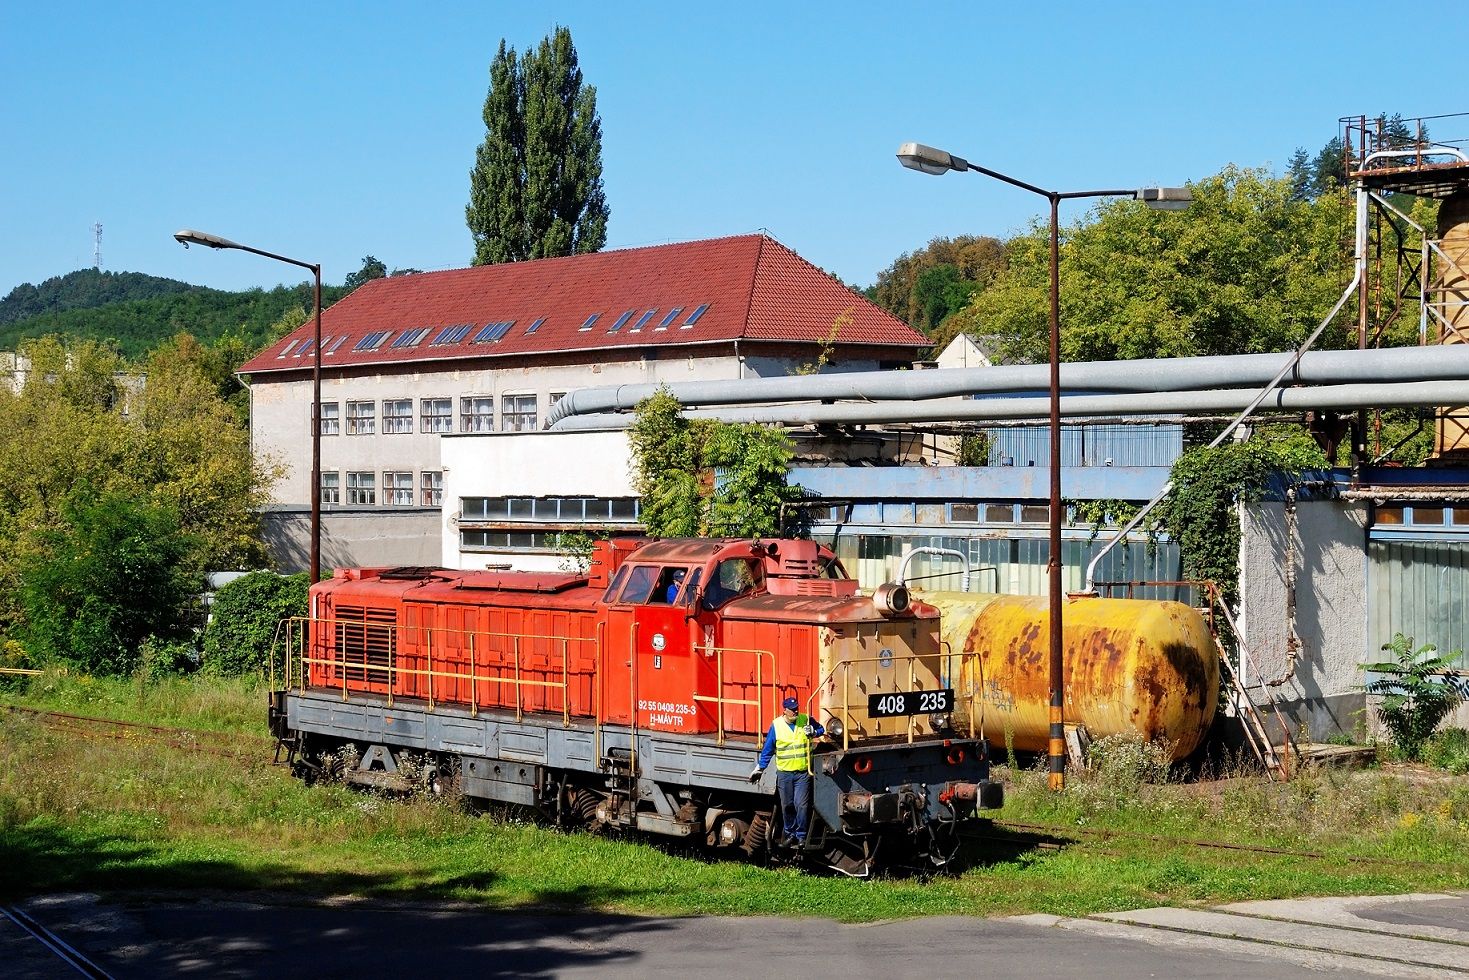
[701,557,764,610]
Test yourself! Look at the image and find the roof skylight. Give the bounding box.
[580,313,601,331]
[430,323,473,346]
[391,327,431,349]
[608,310,635,333]
[683,304,710,328]
[473,320,515,343]
[632,309,657,332]
[658,307,683,330]
[526,317,546,334]
[353,330,391,351]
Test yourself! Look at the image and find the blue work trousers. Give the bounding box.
[776,769,812,842]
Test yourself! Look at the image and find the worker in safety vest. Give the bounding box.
[749,696,825,844]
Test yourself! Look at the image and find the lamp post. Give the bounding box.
[896,143,1190,790]
[174,229,323,584]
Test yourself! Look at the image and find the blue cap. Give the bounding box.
[782,697,799,711]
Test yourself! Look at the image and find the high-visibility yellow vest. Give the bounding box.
[773,714,811,772]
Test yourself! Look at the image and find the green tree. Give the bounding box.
[467,26,609,265]
[343,255,388,292]
[628,389,803,538]
[868,235,1006,339]
[0,335,277,666]
[978,166,1353,365]
[18,490,199,675]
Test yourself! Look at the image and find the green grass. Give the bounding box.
[3,673,1468,921]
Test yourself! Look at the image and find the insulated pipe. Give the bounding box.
[545,345,1469,428]
[549,379,1469,430]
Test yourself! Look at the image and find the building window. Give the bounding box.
[346,400,376,435]
[458,496,640,524]
[382,399,413,434]
[950,503,979,522]
[461,396,494,433]
[549,391,567,410]
[420,398,453,433]
[383,471,414,506]
[319,401,340,436]
[321,471,340,505]
[421,471,443,507]
[346,471,376,505]
[501,393,538,432]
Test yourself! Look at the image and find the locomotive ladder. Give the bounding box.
[1208,593,1295,781]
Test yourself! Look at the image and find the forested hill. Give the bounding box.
[0,269,197,324]
[0,272,349,360]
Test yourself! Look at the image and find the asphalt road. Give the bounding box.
[4,891,1466,978]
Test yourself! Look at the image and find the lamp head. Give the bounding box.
[1136,187,1192,211]
[173,228,240,250]
[896,142,969,176]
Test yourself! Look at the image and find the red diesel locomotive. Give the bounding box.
[269,537,1003,876]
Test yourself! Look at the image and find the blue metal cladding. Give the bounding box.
[1369,539,1469,668]
[987,423,1183,468]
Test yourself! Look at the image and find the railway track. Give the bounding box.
[0,703,269,765]
[0,904,115,979]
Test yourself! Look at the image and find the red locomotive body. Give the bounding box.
[272,537,1002,876]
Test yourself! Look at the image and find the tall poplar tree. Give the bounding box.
[467,27,609,265]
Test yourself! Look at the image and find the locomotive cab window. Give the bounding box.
[652,567,689,604]
[701,557,764,610]
[615,564,659,605]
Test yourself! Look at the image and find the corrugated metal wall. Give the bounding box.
[987,423,1183,468]
[821,532,1187,603]
[1369,539,1469,667]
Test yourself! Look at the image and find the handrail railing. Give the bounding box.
[690,644,778,744]
[277,615,595,727]
[806,651,946,753]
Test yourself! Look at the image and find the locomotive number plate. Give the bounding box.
[867,689,954,717]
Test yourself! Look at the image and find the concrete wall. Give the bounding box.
[260,507,442,572]
[1238,498,1370,740]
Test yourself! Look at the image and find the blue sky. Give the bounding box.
[0,1,1454,296]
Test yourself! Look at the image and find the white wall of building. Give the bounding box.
[1238,498,1370,739]
[251,354,743,506]
[440,429,635,571]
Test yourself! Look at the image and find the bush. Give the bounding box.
[1361,633,1465,761]
[201,571,309,676]
[1422,728,1469,774]
[137,635,198,681]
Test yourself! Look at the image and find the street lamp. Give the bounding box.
[896,143,1191,791]
[174,229,324,584]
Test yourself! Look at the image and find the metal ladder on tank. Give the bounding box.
[1208,591,1295,780]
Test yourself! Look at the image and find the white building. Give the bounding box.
[238,234,927,570]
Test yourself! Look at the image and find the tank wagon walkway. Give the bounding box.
[3,891,1465,978]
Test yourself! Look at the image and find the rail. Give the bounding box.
[275,615,595,726]
[690,644,778,744]
[274,615,780,742]
[806,650,954,755]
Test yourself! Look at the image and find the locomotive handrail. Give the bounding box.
[807,651,946,753]
[280,615,598,727]
[689,645,778,745]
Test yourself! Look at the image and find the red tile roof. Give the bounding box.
[240,235,925,376]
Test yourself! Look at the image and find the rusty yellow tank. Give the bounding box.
[919,593,1218,761]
